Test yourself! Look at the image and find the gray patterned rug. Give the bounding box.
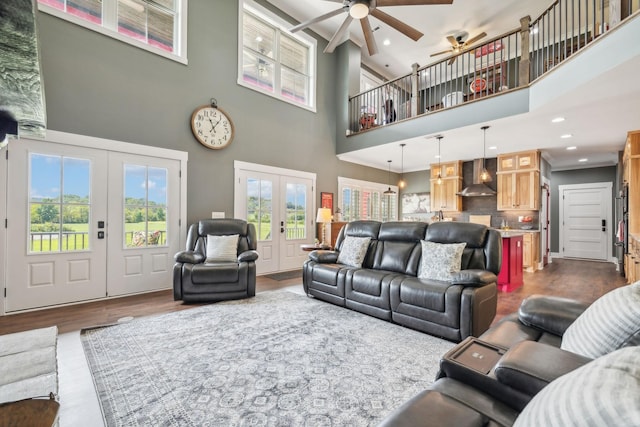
[81,291,455,426]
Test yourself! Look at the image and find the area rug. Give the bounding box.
[81,291,455,426]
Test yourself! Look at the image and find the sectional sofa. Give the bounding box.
[302,220,502,342]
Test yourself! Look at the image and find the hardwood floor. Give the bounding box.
[0,258,628,336]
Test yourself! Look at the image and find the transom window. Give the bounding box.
[239,0,316,111]
[38,0,187,64]
[338,177,398,222]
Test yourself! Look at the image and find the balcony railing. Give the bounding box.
[348,0,639,135]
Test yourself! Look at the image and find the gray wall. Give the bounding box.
[36,1,391,225]
[549,166,617,252]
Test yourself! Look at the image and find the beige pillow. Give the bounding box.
[418,240,466,282]
[205,234,238,262]
[337,236,371,268]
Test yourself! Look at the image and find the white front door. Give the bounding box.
[5,139,108,312]
[106,152,181,296]
[235,162,315,275]
[560,182,612,261]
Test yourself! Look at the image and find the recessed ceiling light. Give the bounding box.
[566,146,577,150]
[383,39,391,46]
[561,134,573,139]
[579,158,588,162]
[488,145,497,150]
[435,154,441,159]
[256,36,263,42]
[551,117,565,123]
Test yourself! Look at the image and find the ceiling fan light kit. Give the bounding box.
[349,1,370,19]
[290,0,453,56]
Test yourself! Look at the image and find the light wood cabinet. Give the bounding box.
[497,150,540,211]
[522,232,539,271]
[623,130,640,283]
[430,161,462,212]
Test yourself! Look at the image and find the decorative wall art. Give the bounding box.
[401,192,431,221]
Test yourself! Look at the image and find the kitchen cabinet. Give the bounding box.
[623,130,640,283]
[430,161,462,212]
[497,150,540,211]
[497,234,523,292]
[522,232,539,272]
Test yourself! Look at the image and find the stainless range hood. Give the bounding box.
[458,159,497,197]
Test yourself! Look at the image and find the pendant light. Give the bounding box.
[480,126,492,182]
[398,143,406,189]
[436,136,443,185]
[384,160,396,195]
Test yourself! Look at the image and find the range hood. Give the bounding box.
[458,159,497,197]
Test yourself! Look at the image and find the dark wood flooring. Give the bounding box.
[0,258,628,336]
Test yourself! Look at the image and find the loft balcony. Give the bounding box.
[339,0,640,165]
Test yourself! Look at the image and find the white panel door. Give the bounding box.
[106,152,181,296]
[235,165,315,275]
[279,176,313,271]
[561,183,611,261]
[5,139,108,312]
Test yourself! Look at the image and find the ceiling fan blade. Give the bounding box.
[448,56,456,65]
[446,35,458,47]
[290,7,347,33]
[370,8,423,41]
[324,15,353,53]
[360,16,379,56]
[377,0,453,5]
[463,32,487,47]
[430,49,452,57]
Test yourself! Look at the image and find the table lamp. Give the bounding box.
[316,208,332,246]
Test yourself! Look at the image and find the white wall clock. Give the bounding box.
[190,99,235,149]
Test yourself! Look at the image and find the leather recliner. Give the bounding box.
[173,219,259,303]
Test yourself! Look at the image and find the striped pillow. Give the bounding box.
[205,234,239,262]
[560,281,640,358]
[513,347,640,427]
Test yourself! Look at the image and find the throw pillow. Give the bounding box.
[513,347,640,427]
[418,240,466,282]
[205,234,239,262]
[337,236,371,268]
[561,281,640,358]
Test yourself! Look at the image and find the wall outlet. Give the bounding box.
[211,212,225,219]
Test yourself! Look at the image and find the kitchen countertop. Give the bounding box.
[494,228,540,237]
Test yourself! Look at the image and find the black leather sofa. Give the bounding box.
[302,220,502,342]
[377,291,640,426]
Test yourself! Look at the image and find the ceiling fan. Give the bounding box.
[290,0,454,56]
[430,31,487,64]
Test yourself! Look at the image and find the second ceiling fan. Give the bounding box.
[290,0,453,56]
[430,31,487,64]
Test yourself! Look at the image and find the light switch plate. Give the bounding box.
[211,212,225,219]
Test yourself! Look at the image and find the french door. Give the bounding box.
[234,162,316,275]
[5,139,108,311]
[4,137,184,312]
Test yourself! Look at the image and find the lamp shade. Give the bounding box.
[316,208,332,224]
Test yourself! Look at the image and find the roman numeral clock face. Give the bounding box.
[190,106,235,149]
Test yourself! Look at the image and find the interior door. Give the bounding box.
[106,152,181,296]
[561,183,611,261]
[5,139,108,312]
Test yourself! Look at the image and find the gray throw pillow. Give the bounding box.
[513,346,640,427]
[337,236,371,268]
[418,240,466,282]
[205,234,239,262]
[561,281,640,358]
